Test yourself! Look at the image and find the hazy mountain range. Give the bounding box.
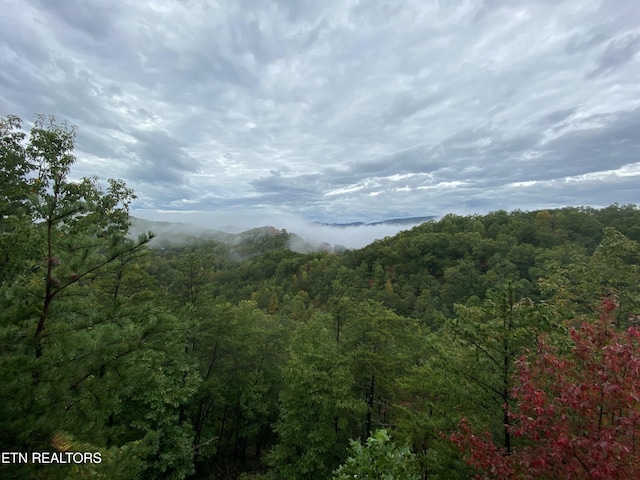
[316,216,436,228]
[129,216,435,251]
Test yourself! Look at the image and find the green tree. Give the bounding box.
[0,115,38,283]
[340,300,423,439]
[540,228,640,322]
[0,115,199,479]
[403,283,547,479]
[448,284,544,450]
[184,300,287,477]
[267,313,363,480]
[333,429,420,480]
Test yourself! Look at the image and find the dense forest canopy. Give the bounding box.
[2,115,640,479]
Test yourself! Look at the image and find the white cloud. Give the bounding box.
[1,0,638,240]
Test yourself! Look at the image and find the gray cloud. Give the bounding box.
[588,32,640,78]
[1,0,639,243]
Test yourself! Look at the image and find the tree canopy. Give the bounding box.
[2,114,640,479]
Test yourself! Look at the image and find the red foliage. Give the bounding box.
[450,299,640,479]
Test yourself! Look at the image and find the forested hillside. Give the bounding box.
[2,115,640,479]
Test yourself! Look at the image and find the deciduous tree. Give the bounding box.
[333,429,420,480]
[451,297,640,479]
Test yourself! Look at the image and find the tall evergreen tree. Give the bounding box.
[0,115,199,479]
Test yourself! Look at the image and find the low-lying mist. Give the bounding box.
[131,210,430,250]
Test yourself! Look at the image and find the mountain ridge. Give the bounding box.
[315,216,436,228]
[129,215,435,251]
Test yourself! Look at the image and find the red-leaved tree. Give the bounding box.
[450,297,640,479]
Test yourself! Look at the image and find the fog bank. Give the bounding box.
[132,210,430,249]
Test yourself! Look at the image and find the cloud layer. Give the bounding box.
[2,0,639,233]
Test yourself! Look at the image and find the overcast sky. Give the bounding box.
[1,0,639,242]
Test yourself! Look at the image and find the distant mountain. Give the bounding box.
[129,215,437,253]
[129,217,322,254]
[129,217,235,246]
[316,216,436,228]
